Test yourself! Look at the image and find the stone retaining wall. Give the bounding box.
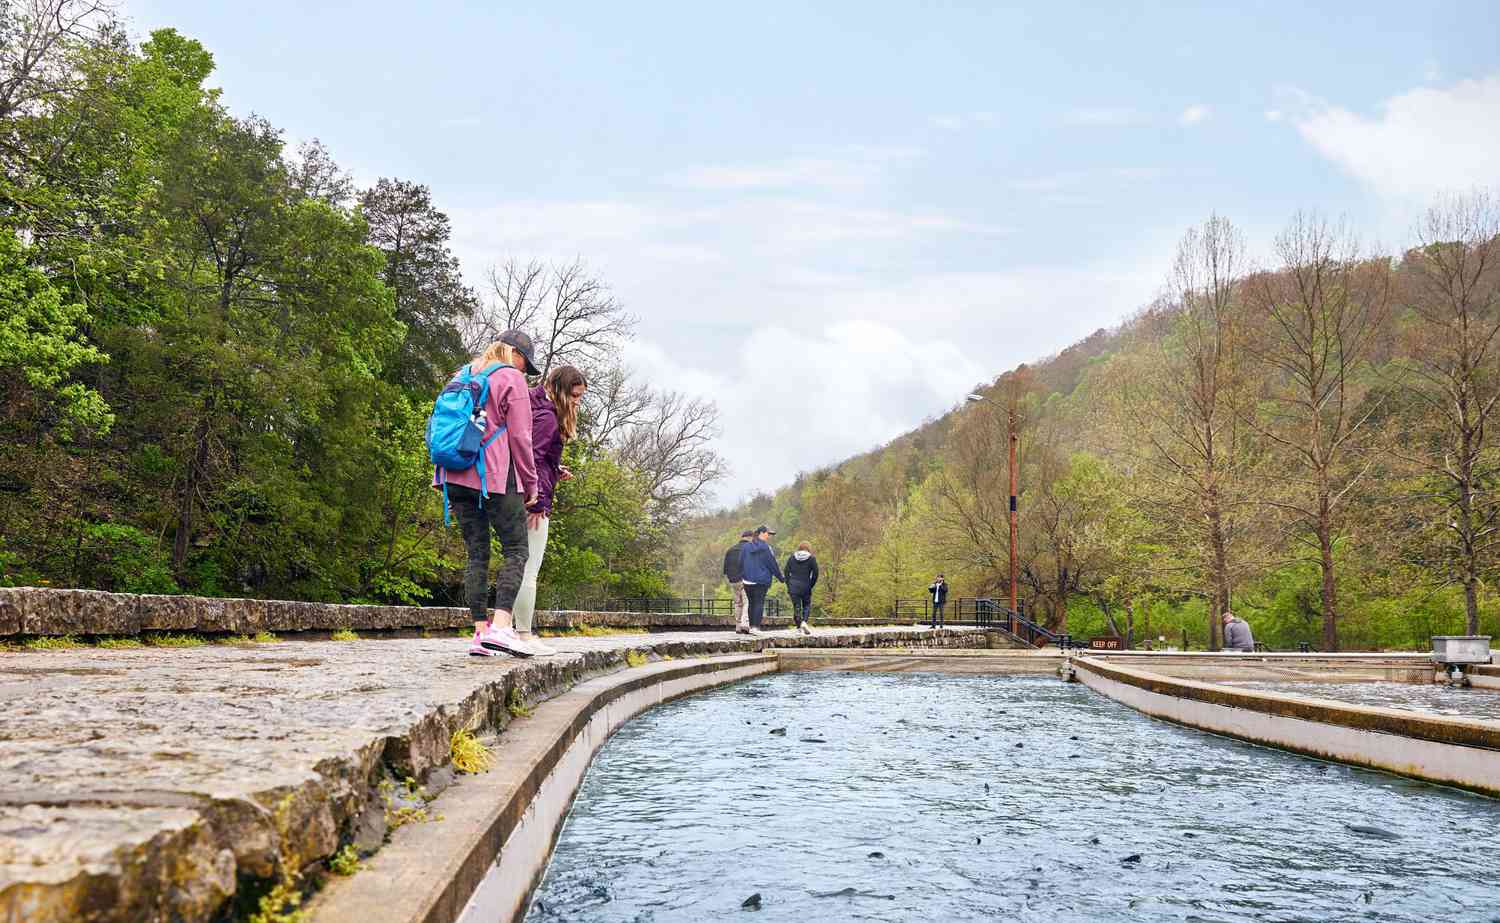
[0,587,898,636]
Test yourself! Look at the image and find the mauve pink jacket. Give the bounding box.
[432,365,538,497]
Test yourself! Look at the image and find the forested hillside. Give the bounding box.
[0,3,724,607]
[674,205,1500,652]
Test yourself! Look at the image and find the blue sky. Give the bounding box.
[129,1,1500,503]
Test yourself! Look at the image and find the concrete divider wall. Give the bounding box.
[1071,655,1500,798]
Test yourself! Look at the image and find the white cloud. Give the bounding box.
[1010,166,1165,194]
[1179,104,1211,125]
[1064,107,1142,127]
[930,111,995,131]
[1294,75,1500,201]
[1264,109,1284,122]
[664,147,921,191]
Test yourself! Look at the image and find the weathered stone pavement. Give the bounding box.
[0,626,989,922]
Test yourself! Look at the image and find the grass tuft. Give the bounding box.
[252,631,278,643]
[328,844,362,877]
[22,634,83,650]
[146,633,206,648]
[97,637,143,649]
[329,628,359,642]
[625,649,648,668]
[506,685,532,719]
[450,729,494,774]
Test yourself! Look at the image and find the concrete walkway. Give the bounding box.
[0,626,990,923]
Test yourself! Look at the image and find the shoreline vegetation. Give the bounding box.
[1,4,724,619]
[675,205,1500,653]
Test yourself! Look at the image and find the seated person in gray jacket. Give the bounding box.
[1222,611,1255,652]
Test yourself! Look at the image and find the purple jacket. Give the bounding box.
[528,385,563,514]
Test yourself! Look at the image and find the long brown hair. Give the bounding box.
[545,365,588,441]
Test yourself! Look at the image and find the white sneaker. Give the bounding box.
[800,623,813,636]
[478,625,533,658]
[520,633,557,656]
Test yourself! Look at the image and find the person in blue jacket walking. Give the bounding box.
[738,525,784,635]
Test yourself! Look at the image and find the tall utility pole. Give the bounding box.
[1008,395,1019,624]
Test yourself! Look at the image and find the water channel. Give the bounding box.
[525,672,1500,922]
[1224,679,1500,720]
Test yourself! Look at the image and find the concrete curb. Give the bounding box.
[1071,655,1500,798]
[308,654,777,923]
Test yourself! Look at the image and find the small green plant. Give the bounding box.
[387,805,429,831]
[506,685,532,719]
[450,729,494,774]
[328,844,362,877]
[456,627,472,638]
[97,637,143,649]
[220,635,255,645]
[330,628,359,642]
[249,793,306,923]
[247,877,304,923]
[625,649,648,668]
[252,631,278,643]
[146,633,206,648]
[22,634,83,650]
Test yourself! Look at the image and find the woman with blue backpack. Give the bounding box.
[429,330,541,658]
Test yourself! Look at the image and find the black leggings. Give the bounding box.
[744,583,770,628]
[447,481,528,619]
[790,591,812,624]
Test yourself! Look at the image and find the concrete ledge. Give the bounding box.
[310,655,775,923]
[1071,655,1500,798]
[776,648,1055,673]
[1084,650,1439,684]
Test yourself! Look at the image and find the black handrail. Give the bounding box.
[558,596,782,617]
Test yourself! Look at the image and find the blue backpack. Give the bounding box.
[427,362,510,524]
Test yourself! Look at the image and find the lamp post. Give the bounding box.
[967,391,1020,632]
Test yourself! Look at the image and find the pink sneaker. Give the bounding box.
[468,638,499,657]
[479,625,533,658]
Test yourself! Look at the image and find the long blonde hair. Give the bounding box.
[472,340,520,372]
[546,365,587,441]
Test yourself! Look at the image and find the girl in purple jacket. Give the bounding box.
[513,366,588,655]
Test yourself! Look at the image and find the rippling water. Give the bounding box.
[525,672,1500,922]
[1224,680,1500,720]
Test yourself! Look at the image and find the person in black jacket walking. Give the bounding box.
[783,542,819,636]
[723,530,752,633]
[928,574,949,629]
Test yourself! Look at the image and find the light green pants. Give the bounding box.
[512,514,550,633]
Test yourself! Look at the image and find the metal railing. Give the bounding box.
[562,596,782,617]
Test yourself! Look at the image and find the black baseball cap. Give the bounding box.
[499,329,541,376]
[756,525,776,535]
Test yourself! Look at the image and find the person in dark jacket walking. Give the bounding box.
[783,542,819,636]
[723,530,753,632]
[738,525,783,635]
[928,574,949,629]
[1222,611,1255,652]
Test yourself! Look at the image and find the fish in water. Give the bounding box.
[769,727,787,736]
[1015,742,1024,748]
[1345,824,1400,841]
[742,892,762,910]
[1121,854,1142,864]
[800,737,827,743]
[811,887,895,900]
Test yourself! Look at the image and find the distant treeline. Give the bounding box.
[0,3,724,606]
[676,203,1500,651]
